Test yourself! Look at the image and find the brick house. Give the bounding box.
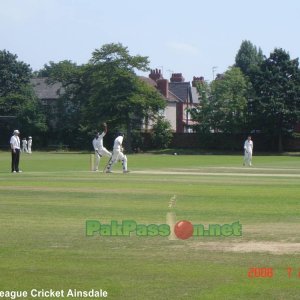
[144,69,200,133]
[31,72,202,134]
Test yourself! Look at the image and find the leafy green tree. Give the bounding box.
[41,45,165,150]
[235,40,264,77]
[211,67,249,133]
[0,50,47,144]
[11,86,47,134]
[251,48,300,151]
[37,60,87,147]
[190,79,213,133]
[0,50,32,97]
[151,116,173,149]
[35,60,83,84]
[82,43,166,151]
[191,67,249,134]
[234,41,264,132]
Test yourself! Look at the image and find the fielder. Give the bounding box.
[27,136,32,154]
[243,135,253,166]
[21,138,28,153]
[92,123,111,171]
[105,133,129,173]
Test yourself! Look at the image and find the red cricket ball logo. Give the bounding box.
[174,220,194,240]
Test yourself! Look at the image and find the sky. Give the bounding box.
[1,0,300,82]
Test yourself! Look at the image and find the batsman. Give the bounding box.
[92,123,112,171]
[105,132,129,173]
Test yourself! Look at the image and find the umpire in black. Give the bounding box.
[10,129,22,173]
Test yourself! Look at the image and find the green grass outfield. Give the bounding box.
[0,152,300,299]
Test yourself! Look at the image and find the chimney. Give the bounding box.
[170,73,184,83]
[157,79,169,98]
[192,76,205,87]
[149,69,163,82]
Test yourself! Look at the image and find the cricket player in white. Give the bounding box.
[21,138,28,153]
[105,133,129,173]
[92,123,111,171]
[28,136,32,153]
[243,136,253,166]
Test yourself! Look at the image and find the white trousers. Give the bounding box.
[94,147,111,170]
[244,150,253,166]
[106,149,127,171]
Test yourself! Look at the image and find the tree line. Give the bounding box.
[0,41,300,151]
[0,43,166,151]
[191,41,300,151]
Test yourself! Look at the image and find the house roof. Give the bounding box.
[30,78,63,99]
[191,86,200,104]
[168,91,181,102]
[168,82,200,104]
[169,82,191,103]
[139,76,178,103]
[138,76,157,87]
[31,76,199,106]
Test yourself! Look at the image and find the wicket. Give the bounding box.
[90,153,95,171]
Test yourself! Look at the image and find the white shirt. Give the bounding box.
[28,139,32,146]
[10,135,20,150]
[244,140,253,153]
[22,140,27,146]
[92,132,106,151]
[113,136,123,151]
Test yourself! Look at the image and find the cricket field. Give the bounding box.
[0,152,300,299]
